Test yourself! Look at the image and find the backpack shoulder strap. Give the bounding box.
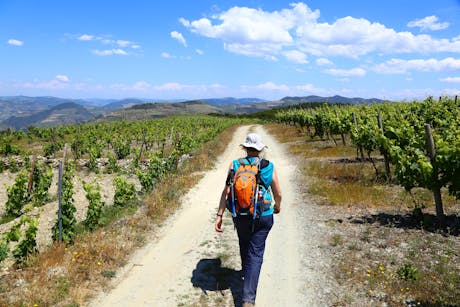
[260,158,269,169]
[238,158,248,166]
[257,159,271,190]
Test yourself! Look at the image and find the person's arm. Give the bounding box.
[215,164,232,232]
[271,167,282,214]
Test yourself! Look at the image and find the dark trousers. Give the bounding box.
[234,214,274,304]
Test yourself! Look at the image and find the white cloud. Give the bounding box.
[408,16,449,31]
[116,40,132,47]
[224,42,280,60]
[441,88,460,96]
[179,17,190,27]
[283,50,308,64]
[241,82,317,92]
[161,52,173,59]
[195,49,204,55]
[161,52,191,60]
[181,3,460,59]
[316,57,333,66]
[295,84,316,91]
[56,75,69,82]
[295,16,459,57]
[374,57,460,74]
[239,82,322,99]
[181,3,318,59]
[75,34,141,55]
[324,68,366,77]
[92,49,128,56]
[440,77,460,83]
[154,82,190,91]
[131,81,152,91]
[171,31,187,47]
[113,81,223,93]
[243,82,290,91]
[7,39,23,46]
[19,79,70,90]
[111,49,128,55]
[78,34,94,41]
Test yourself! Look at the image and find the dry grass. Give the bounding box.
[266,123,460,306]
[0,125,239,306]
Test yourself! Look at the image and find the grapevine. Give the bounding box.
[52,163,77,244]
[274,97,460,219]
[83,181,105,230]
[5,170,29,217]
[113,176,137,207]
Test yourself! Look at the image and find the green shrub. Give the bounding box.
[113,176,136,207]
[5,170,29,217]
[30,162,53,207]
[0,240,9,263]
[88,146,100,173]
[105,154,119,174]
[43,142,61,158]
[12,216,38,264]
[52,163,76,244]
[83,181,104,231]
[113,140,131,160]
[0,137,20,156]
[397,262,421,281]
[9,159,19,173]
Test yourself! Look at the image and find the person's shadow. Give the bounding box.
[191,258,243,306]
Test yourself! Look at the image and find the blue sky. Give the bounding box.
[1,0,460,100]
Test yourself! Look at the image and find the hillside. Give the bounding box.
[101,98,149,111]
[0,95,392,129]
[102,100,222,121]
[280,95,387,105]
[2,102,95,129]
[210,95,387,114]
[0,96,100,121]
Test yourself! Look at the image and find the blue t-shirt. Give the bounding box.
[232,156,275,216]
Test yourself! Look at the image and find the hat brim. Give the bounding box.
[241,142,266,151]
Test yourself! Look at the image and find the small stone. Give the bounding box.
[14,278,25,287]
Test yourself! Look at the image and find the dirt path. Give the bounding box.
[90,125,332,306]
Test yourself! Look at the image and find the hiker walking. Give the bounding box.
[215,133,282,307]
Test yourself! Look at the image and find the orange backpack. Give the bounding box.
[228,158,270,219]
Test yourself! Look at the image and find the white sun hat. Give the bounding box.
[241,133,267,151]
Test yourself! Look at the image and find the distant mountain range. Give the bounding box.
[0,96,87,121]
[202,97,266,105]
[279,95,387,105]
[0,95,388,130]
[102,100,221,121]
[2,102,95,129]
[101,98,150,111]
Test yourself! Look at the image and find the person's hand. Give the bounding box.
[215,215,223,232]
[274,204,281,214]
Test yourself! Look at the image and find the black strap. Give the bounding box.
[260,159,269,169]
[225,169,234,186]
